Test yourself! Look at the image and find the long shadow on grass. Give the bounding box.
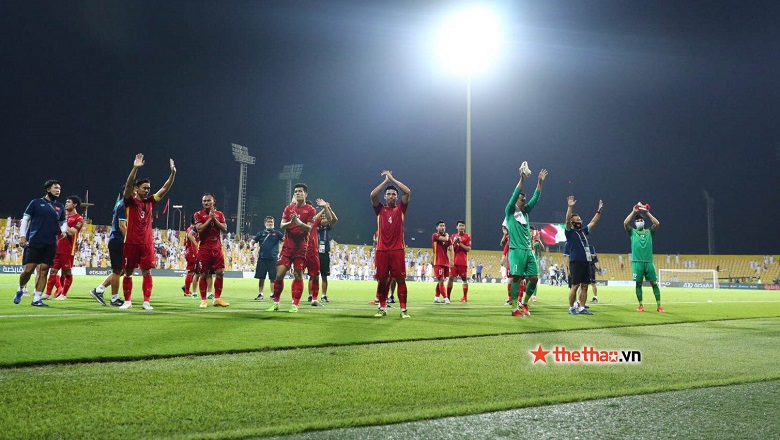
[2,315,777,370]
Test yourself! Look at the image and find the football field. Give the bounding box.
[1,274,779,439]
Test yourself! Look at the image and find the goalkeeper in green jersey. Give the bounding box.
[504,163,548,317]
[623,203,664,312]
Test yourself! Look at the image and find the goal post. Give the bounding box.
[658,269,719,288]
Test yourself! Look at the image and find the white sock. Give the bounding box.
[111,294,119,301]
[96,285,106,294]
[33,291,42,301]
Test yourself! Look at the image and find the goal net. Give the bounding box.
[658,269,719,289]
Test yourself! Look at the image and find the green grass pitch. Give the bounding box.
[1,274,779,439]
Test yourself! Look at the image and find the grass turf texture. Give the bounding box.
[271,380,780,439]
[1,275,779,438]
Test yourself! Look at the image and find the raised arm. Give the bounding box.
[124,154,144,199]
[565,196,576,230]
[316,198,338,228]
[623,208,636,232]
[646,210,660,231]
[154,158,177,200]
[587,199,604,230]
[536,169,548,191]
[370,176,390,207]
[383,170,411,205]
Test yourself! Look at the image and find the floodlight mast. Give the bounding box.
[278,164,303,205]
[231,143,255,236]
[436,6,501,236]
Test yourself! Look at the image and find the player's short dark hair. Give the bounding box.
[518,191,526,198]
[44,179,61,191]
[66,195,81,208]
[264,216,274,221]
[529,226,536,230]
[436,220,445,226]
[294,183,308,193]
[202,193,215,199]
[571,213,581,220]
[634,214,644,221]
[457,220,465,226]
[385,185,398,194]
[134,178,150,187]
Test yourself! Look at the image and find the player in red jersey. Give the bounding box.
[305,198,337,307]
[370,170,411,318]
[194,193,229,308]
[43,196,84,300]
[500,225,512,305]
[432,220,453,304]
[181,215,200,297]
[119,154,176,310]
[267,184,317,313]
[448,220,472,302]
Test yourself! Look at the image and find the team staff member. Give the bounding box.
[14,179,68,307]
[564,196,603,315]
[252,216,283,300]
[317,203,338,303]
[90,191,127,306]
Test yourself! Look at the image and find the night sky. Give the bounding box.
[3,1,779,254]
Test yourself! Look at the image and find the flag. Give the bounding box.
[163,199,170,214]
[85,190,89,202]
[540,223,567,246]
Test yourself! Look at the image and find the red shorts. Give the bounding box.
[197,247,225,272]
[277,242,307,271]
[185,252,198,272]
[434,265,449,279]
[452,264,468,279]
[123,243,156,270]
[51,252,74,271]
[306,252,320,278]
[374,249,406,280]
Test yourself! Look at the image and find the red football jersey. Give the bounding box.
[56,212,84,255]
[184,224,199,255]
[282,203,317,242]
[124,195,158,245]
[451,232,471,266]
[306,217,323,257]
[194,209,225,250]
[374,202,407,251]
[432,233,451,266]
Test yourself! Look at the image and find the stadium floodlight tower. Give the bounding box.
[278,164,303,205]
[231,143,255,236]
[703,190,715,255]
[436,6,501,235]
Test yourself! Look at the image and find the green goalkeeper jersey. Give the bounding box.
[629,228,655,263]
[505,187,539,251]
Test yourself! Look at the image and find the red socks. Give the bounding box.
[61,274,73,296]
[291,279,303,306]
[123,276,132,301]
[184,273,193,294]
[462,283,468,300]
[309,279,319,301]
[214,277,223,299]
[199,277,208,300]
[142,275,153,302]
[397,282,408,309]
[46,274,60,295]
[273,279,283,301]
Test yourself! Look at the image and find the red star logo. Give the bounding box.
[530,345,550,364]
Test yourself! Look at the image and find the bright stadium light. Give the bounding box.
[436,7,501,76]
[435,6,502,235]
